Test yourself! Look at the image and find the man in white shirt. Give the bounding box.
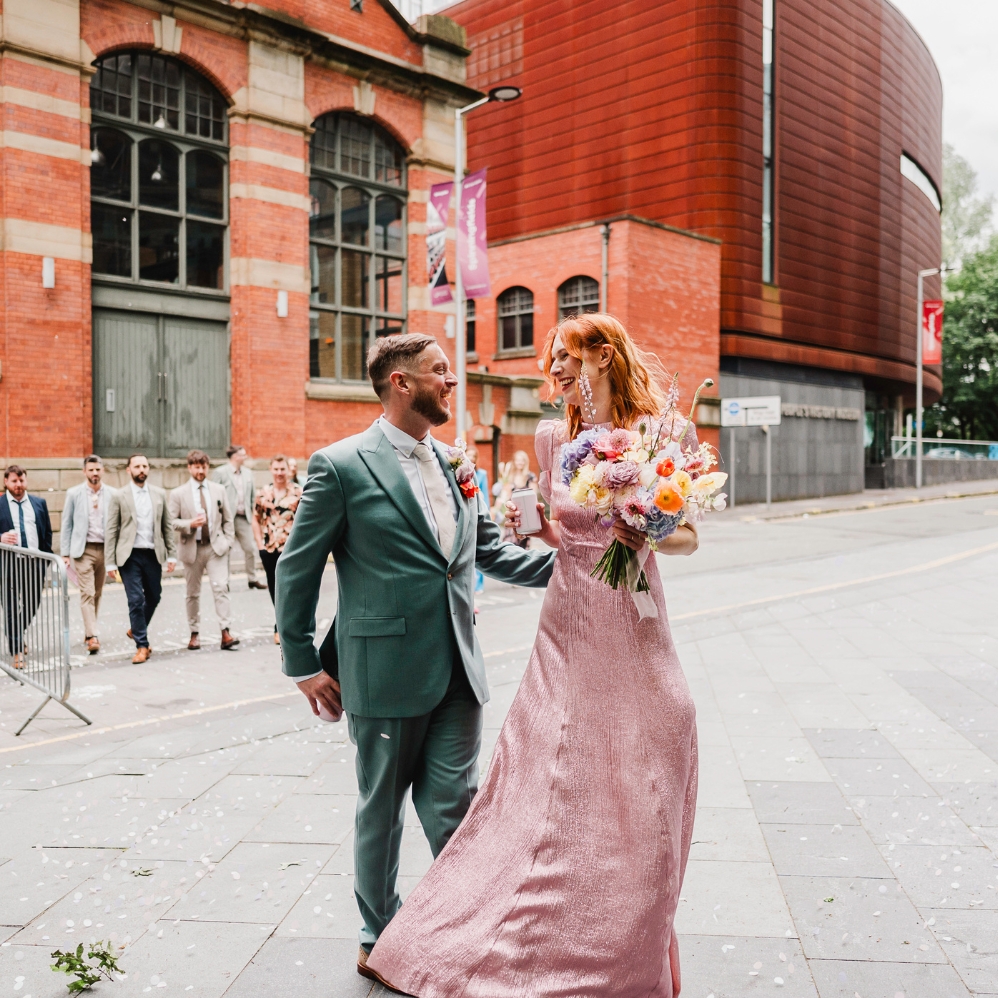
[104,454,177,664]
[211,445,265,589]
[1,465,54,668]
[60,455,116,654]
[169,450,238,651]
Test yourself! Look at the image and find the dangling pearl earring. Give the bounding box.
[579,364,599,423]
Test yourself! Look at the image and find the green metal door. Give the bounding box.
[93,309,229,458]
[92,309,160,456]
[162,317,230,458]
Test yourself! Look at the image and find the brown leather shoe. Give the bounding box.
[356,949,400,990]
[132,646,151,664]
[220,629,240,650]
[126,628,132,640]
[12,652,25,670]
[248,579,267,590]
[188,632,201,650]
[86,636,100,655]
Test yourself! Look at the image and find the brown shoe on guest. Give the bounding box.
[188,632,201,650]
[356,949,402,991]
[220,629,240,650]
[248,579,267,590]
[132,646,151,664]
[86,636,100,655]
[12,652,25,670]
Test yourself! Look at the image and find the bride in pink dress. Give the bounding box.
[367,313,700,997]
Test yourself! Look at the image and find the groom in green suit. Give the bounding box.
[276,333,554,975]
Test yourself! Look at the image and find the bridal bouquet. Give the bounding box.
[559,378,727,603]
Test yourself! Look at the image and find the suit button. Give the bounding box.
[447,573,453,580]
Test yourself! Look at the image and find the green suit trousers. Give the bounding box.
[349,664,483,951]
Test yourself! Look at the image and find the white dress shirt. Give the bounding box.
[5,493,38,550]
[189,477,214,542]
[85,484,107,544]
[377,416,458,543]
[130,482,155,549]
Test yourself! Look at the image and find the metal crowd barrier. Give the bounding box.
[0,545,92,735]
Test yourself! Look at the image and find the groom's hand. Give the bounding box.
[296,672,343,720]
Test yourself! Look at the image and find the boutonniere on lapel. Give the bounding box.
[444,439,479,499]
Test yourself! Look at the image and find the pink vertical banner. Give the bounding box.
[459,168,491,299]
[426,181,453,306]
[922,299,944,365]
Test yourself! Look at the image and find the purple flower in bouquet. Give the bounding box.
[645,503,683,544]
[604,460,641,489]
[560,429,599,484]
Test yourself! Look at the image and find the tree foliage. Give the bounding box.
[942,143,994,272]
[925,236,998,440]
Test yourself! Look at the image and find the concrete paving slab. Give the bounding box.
[730,735,830,782]
[935,780,998,827]
[806,956,973,998]
[689,807,772,863]
[166,841,332,923]
[678,933,818,997]
[882,843,998,909]
[242,793,354,845]
[848,794,981,848]
[747,782,858,826]
[675,860,795,938]
[824,756,935,797]
[225,936,375,998]
[761,824,892,879]
[925,907,998,993]
[780,874,944,964]
[803,728,902,760]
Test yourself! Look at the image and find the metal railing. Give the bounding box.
[0,545,91,735]
[891,436,998,461]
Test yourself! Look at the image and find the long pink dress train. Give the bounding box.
[367,419,699,998]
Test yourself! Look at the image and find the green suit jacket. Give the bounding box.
[276,422,555,717]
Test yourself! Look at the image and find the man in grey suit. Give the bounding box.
[105,454,177,664]
[60,454,116,654]
[211,445,266,589]
[277,333,555,975]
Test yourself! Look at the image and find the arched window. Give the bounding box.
[309,113,407,382]
[558,275,600,320]
[497,287,534,353]
[89,53,228,290]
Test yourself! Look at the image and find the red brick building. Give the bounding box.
[447,0,943,499]
[0,0,497,464]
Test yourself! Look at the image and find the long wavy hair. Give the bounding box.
[542,313,669,439]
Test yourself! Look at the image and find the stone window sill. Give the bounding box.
[495,347,537,360]
[305,380,380,403]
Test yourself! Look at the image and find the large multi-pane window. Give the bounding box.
[309,114,407,382]
[496,287,535,353]
[762,0,775,283]
[90,53,227,291]
[558,275,600,320]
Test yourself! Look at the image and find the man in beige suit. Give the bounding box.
[104,454,177,664]
[169,450,239,651]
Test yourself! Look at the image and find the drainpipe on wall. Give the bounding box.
[600,223,611,312]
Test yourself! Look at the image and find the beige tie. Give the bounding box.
[413,442,456,559]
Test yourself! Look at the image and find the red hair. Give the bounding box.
[542,313,669,439]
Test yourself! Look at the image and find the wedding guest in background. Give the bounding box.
[287,456,304,486]
[466,446,489,593]
[212,445,267,589]
[170,450,239,652]
[0,465,53,669]
[492,450,537,548]
[104,454,176,664]
[60,455,116,654]
[253,454,303,644]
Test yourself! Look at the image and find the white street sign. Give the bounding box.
[721,395,782,427]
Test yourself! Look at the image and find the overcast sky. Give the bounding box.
[427,0,995,197]
[890,0,998,199]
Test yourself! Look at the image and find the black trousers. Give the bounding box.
[259,548,281,630]
[2,559,46,655]
[118,548,162,648]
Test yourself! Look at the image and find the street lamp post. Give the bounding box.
[454,86,521,442]
[915,267,939,489]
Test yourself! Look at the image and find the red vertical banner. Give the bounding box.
[922,300,944,365]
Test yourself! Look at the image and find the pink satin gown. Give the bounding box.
[367,419,699,998]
